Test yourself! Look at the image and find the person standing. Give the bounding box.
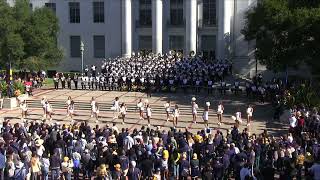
[137,99,144,120]
[217,101,224,126]
[112,97,120,120]
[61,157,73,180]
[120,103,127,124]
[246,105,254,126]
[80,74,85,90]
[73,73,79,90]
[173,105,180,127]
[66,96,72,116]
[68,100,75,122]
[45,101,53,121]
[53,75,59,89]
[164,100,171,121]
[146,104,152,127]
[61,73,66,89]
[67,74,72,89]
[20,100,28,121]
[191,98,198,124]
[202,102,210,127]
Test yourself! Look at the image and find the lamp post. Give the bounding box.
[80,41,84,74]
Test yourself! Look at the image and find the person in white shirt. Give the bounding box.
[137,99,144,120]
[45,101,53,121]
[235,108,242,127]
[41,97,47,119]
[192,100,198,123]
[146,104,152,127]
[217,101,224,126]
[120,103,127,124]
[203,102,210,127]
[112,97,120,120]
[90,97,96,118]
[289,114,297,132]
[164,101,171,121]
[246,105,254,126]
[66,96,72,116]
[68,100,75,122]
[172,105,180,127]
[20,100,28,120]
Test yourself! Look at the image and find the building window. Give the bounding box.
[170,0,183,25]
[139,36,152,51]
[93,36,105,58]
[201,35,216,59]
[69,2,80,23]
[169,35,184,52]
[139,0,152,26]
[70,36,81,57]
[93,2,104,23]
[29,3,33,10]
[203,0,216,26]
[45,3,56,13]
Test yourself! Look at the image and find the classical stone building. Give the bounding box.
[7,0,259,76]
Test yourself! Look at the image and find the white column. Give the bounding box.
[152,0,163,54]
[186,0,197,55]
[121,0,132,57]
[216,0,234,60]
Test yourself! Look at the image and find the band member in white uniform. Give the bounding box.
[217,101,224,126]
[137,99,144,120]
[120,103,127,124]
[91,97,99,122]
[90,97,96,117]
[20,100,28,120]
[164,101,171,121]
[112,97,120,119]
[203,102,210,127]
[246,105,254,126]
[172,105,180,127]
[146,104,152,127]
[191,97,198,123]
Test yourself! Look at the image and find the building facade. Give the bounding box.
[7,0,258,75]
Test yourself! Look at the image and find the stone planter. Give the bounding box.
[3,97,18,110]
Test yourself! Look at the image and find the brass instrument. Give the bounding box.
[189,50,196,58]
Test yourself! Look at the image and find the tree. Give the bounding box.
[242,0,320,75]
[0,0,63,71]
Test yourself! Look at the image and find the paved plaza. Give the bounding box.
[0,88,288,135]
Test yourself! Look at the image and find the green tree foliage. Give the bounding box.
[0,0,63,70]
[242,0,320,74]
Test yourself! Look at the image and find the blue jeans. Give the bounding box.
[51,168,60,180]
[42,168,49,180]
[63,172,71,180]
[173,164,179,178]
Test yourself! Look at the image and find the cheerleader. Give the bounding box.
[217,101,224,126]
[41,96,47,119]
[191,97,198,123]
[137,99,144,119]
[20,100,28,120]
[202,102,210,127]
[172,105,180,127]
[246,105,254,126]
[90,97,96,117]
[146,104,152,127]
[120,103,127,124]
[45,101,53,121]
[234,108,242,127]
[66,96,72,116]
[91,100,99,123]
[164,100,171,121]
[68,100,75,121]
[112,97,120,119]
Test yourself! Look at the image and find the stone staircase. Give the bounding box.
[26,99,231,117]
